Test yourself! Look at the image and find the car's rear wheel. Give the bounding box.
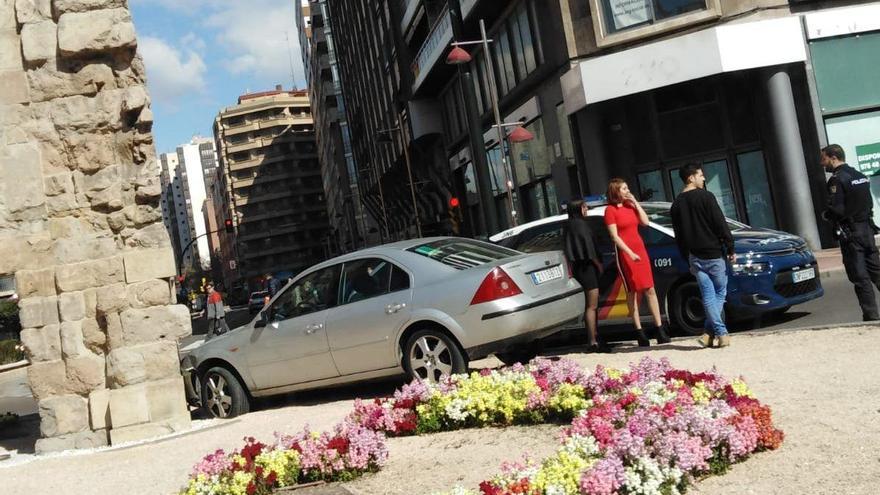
[402,329,467,383]
[670,282,706,336]
[200,366,249,418]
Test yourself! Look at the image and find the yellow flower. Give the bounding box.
[692,382,711,404]
[730,378,754,398]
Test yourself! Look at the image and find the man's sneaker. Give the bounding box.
[696,333,713,348]
[716,335,731,348]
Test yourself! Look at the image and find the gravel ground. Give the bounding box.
[3,325,879,495]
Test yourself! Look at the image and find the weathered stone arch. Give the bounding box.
[1,0,191,453]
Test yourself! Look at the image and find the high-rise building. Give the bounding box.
[159,137,218,272]
[296,0,374,252]
[213,86,330,283]
[328,0,880,249]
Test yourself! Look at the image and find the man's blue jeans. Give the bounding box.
[688,255,729,336]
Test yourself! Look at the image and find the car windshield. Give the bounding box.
[408,239,519,270]
[642,204,747,232]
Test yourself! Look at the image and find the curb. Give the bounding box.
[0,360,29,374]
[733,319,880,338]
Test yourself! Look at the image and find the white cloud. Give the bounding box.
[140,36,207,105]
[204,0,306,87]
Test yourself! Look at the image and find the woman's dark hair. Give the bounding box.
[567,199,586,219]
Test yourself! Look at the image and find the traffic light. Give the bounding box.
[224,218,233,233]
[448,197,462,235]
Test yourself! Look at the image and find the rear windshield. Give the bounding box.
[408,239,520,270]
[643,204,747,232]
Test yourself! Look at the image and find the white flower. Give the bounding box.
[445,398,470,422]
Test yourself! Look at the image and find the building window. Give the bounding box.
[599,0,707,34]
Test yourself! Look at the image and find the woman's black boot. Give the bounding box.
[655,325,672,344]
[635,328,651,347]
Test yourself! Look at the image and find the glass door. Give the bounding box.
[668,159,740,221]
[636,170,669,202]
[735,151,777,229]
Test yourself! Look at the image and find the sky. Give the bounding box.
[129,0,308,154]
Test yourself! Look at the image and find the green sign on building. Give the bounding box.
[856,142,880,177]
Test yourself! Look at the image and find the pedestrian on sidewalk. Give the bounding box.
[563,199,611,353]
[820,144,880,321]
[604,179,671,347]
[205,283,230,340]
[670,163,735,348]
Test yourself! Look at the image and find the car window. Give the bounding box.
[408,239,519,270]
[270,265,341,321]
[389,265,410,292]
[585,217,614,251]
[639,225,674,246]
[513,221,564,253]
[340,258,392,304]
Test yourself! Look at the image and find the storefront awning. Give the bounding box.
[562,16,806,114]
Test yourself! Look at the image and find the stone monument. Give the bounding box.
[0,0,192,453]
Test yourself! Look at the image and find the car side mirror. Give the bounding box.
[254,311,268,328]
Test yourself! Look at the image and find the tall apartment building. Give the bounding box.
[213,87,330,283]
[159,152,185,263]
[159,137,218,272]
[328,0,880,250]
[296,0,374,253]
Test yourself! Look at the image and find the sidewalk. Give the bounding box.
[815,247,844,276]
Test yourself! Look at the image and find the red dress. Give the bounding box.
[604,203,654,292]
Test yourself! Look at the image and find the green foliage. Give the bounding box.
[0,339,24,365]
[0,300,20,338]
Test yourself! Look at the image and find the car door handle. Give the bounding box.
[304,323,323,334]
[385,302,406,314]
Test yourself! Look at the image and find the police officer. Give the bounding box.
[821,144,880,321]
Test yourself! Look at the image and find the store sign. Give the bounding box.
[856,142,880,176]
[609,0,652,31]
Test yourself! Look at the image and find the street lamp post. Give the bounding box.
[377,113,423,238]
[447,18,533,228]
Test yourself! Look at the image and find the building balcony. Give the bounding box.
[238,221,329,243]
[228,151,319,172]
[233,187,323,206]
[399,0,420,33]
[230,170,321,188]
[411,6,452,94]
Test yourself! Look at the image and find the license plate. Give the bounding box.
[530,265,563,285]
[792,268,815,283]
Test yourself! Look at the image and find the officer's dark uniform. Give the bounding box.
[824,163,880,320]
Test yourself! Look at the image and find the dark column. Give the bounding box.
[449,0,498,237]
[763,67,822,249]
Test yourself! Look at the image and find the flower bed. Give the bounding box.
[182,357,783,495]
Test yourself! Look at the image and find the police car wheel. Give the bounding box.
[670,282,706,336]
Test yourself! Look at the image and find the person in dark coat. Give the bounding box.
[563,199,611,353]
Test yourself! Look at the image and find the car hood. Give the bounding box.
[732,229,806,254]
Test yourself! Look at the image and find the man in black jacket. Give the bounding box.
[671,163,735,348]
[821,144,880,321]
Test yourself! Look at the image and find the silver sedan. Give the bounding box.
[181,237,584,418]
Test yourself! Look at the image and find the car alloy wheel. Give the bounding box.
[200,366,250,419]
[204,373,232,418]
[671,282,705,336]
[403,330,467,383]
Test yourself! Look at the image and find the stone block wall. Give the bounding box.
[0,0,192,453]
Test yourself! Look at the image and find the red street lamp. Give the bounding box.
[446,46,472,65]
[507,125,534,143]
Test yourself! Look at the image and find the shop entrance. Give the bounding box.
[635,150,778,230]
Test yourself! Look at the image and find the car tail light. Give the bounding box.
[470,267,522,305]
[566,260,573,279]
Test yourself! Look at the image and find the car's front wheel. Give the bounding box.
[402,329,467,383]
[200,366,250,418]
[670,282,706,336]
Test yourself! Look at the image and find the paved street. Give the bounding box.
[0,269,863,432]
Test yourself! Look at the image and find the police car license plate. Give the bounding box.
[792,268,815,283]
[531,265,563,285]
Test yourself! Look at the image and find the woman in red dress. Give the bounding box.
[604,178,671,347]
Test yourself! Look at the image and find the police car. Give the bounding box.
[490,202,824,334]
